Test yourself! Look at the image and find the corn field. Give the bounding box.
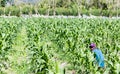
[0,18,120,74]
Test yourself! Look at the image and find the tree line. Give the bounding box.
[0,0,120,16]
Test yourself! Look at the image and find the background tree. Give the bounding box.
[74,0,82,16]
[52,0,59,16]
[1,0,7,7]
[116,0,119,17]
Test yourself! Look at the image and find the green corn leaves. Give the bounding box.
[0,18,120,74]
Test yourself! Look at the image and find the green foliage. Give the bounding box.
[22,5,33,14]
[38,7,49,15]
[0,0,120,17]
[0,0,6,7]
[90,9,101,16]
[0,7,4,15]
[0,4,120,16]
[0,18,120,74]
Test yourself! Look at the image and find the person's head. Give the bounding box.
[89,43,96,50]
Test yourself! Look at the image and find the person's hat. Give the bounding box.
[89,43,96,48]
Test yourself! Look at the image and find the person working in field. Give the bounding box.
[89,43,105,69]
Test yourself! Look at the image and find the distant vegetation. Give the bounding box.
[0,0,120,17]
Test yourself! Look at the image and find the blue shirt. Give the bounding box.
[92,48,104,68]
